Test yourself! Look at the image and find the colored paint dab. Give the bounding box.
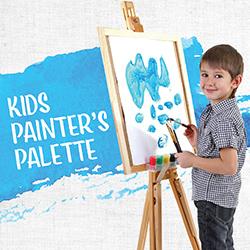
[174,93,182,105]
[148,125,156,133]
[157,114,168,125]
[150,105,156,119]
[164,101,173,109]
[158,134,168,148]
[135,113,144,123]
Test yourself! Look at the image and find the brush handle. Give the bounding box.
[173,130,182,153]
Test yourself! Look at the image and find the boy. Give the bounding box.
[175,44,247,250]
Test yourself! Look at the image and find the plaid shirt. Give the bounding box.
[192,98,247,208]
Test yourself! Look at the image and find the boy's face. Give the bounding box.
[200,62,241,104]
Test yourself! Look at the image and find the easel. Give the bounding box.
[121,2,201,249]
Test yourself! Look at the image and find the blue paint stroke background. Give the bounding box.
[0,37,249,203]
[0,48,121,202]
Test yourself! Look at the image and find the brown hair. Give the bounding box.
[200,44,244,97]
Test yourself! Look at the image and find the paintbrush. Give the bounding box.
[167,118,190,129]
[166,122,182,153]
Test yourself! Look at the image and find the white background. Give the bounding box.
[1,0,250,249]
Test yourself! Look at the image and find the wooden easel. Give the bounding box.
[121,2,201,249]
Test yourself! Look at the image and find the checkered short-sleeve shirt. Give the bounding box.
[192,98,247,208]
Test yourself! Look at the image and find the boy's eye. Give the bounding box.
[201,73,208,77]
[215,74,223,79]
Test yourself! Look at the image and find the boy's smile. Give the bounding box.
[200,62,241,104]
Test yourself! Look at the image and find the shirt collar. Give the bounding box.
[210,98,237,114]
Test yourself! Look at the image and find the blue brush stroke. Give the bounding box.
[173,118,181,130]
[158,114,168,125]
[174,93,182,105]
[0,48,122,202]
[121,173,138,182]
[97,190,114,200]
[0,207,34,223]
[150,104,156,119]
[158,134,168,148]
[116,185,148,200]
[158,104,164,110]
[125,54,170,108]
[164,101,173,109]
[135,113,144,123]
[148,125,156,133]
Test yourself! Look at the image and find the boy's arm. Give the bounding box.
[176,148,238,175]
[193,148,238,175]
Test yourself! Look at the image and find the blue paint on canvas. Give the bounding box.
[150,104,156,119]
[148,125,156,133]
[125,54,170,108]
[157,114,168,125]
[158,134,168,148]
[164,101,173,109]
[135,113,144,123]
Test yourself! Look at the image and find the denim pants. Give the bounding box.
[194,200,236,250]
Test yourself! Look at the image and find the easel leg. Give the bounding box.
[149,173,156,249]
[137,172,162,250]
[169,171,200,250]
[154,181,162,250]
[137,189,149,250]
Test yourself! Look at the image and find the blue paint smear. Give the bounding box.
[148,125,156,133]
[96,190,113,200]
[135,113,144,123]
[121,173,138,182]
[44,202,56,213]
[0,207,34,223]
[158,104,164,110]
[158,114,168,125]
[174,93,182,105]
[173,118,181,130]
[181,37,207,123]
[150,104,156,119]
[0,48,122,202]
[126,54,170,108]
[164,101,173,109]
[116,184,148,200]
[158,134,168,148]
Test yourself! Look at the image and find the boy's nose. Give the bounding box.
[206,77,214,86]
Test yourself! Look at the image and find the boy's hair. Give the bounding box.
[200,44,244,97]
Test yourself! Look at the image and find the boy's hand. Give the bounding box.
[175,151,196,168]
[184,124,198,148]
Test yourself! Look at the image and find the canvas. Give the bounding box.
[98,28,196,173]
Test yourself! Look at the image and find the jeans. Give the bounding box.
[194,200,236,250]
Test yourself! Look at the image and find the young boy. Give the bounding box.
[175,44,247,250]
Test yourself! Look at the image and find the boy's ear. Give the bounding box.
[232,74,242,88]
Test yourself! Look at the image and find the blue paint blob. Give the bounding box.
[135,113,144,123]
[158,104,163,110]
[125,54,170,108]
[164,101,173,109]
[157,114,168,125]
[158,134,168,148]
[173,118,181,129]
[174,93,182,105]
[148,125,156,133]
[150,105,156,119]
